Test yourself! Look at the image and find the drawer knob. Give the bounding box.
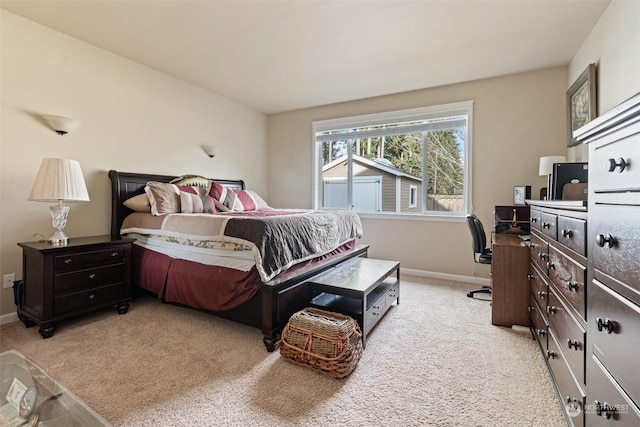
[596,317,615,334]
[594,400,616,419]
[546,306,556,315]
[528,306,533,313]
[64,259,72,264]
[527,274,534,281]
[88,294,96,301]
[567,281,579,292]
[89,273,96,280]
[111,252,119,257]
[531,217,538,223]
[561,229,572,238]
[546,261,554,270]
[595,234,616,248]
[606,157,627,173]
[537,329,546,337]
[567,339,581,350]
[546,350,557,360]
[538,253,546,260]
[537,291,546,299]
[542,222,551,229]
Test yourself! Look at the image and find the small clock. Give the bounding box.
[513,186,531,205]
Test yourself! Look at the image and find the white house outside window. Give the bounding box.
[313,101,473,218]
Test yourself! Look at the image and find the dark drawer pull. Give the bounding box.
[595,234,616,248]
[111,252,119,257]
[546,306,556,315]
[546,350,557,360]
[527,274,534,281]
[531,217,538,223]
[606,157,627,173]
[567,281,579,292]
[594,400,616,419]
[542,222,551,229]
[567,339,581,350]
[566,397,580,413]
[537,329,546,337]
[88,294,96,301]
[546,261,554,270]
[537,291,546,299]
[64,259,72,264]
[561,229,572,238]
[538,253,546,260]
[89,273,97,280]
[596,317,615,334]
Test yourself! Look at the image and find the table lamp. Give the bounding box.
[29,158,90,245]
[539,156,566,200]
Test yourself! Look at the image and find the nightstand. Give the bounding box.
[17,235,134,338]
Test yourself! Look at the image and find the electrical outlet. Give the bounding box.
[3,274,15,289]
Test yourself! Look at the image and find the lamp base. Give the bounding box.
[49,204,70,246]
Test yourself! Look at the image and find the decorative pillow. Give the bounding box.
[180,192,217,214]
[170,175,211,196]
[145,182,181,215]
[123,193,151,212]
[248,190,270,210]
[231,190,256,211]
[209,181,233,209]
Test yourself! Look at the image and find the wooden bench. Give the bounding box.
[307,257,400,349]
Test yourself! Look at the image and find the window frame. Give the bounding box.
[312,101,473,220]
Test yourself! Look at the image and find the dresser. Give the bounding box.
[575,92,640,425]
[17,235,134,338]
[528,199,588,427]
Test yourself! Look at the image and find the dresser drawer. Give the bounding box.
[55,247,126,271]
[590,279,640,407]
[587,355,640,426]
[529,263,549,310]
[548,244,586,321]
[547,331,585,427]
[55,264,125,294]
[53,283,128,316]
[540,212,558,241]
[590,131,640,193]
[529,294,548,350]
[530,233,549,274]
[547,287,586,385]
[530,207,543,232]
[557,215,587,256]
[591,204,640,298]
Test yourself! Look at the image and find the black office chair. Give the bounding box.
[465,214,492,298]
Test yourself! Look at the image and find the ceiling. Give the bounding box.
[1,0,610,114]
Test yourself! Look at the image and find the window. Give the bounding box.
[313,101,472,217]
[409,185,418,208]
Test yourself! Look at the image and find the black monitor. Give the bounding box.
[551,162,588,200]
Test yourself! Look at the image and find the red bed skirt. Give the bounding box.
[131,240,356,313]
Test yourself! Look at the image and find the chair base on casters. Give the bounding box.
[467,286,491,298]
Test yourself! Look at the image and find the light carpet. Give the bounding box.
[0,275,568,426]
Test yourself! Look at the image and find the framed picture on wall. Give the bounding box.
[513,185,531,205]
[566,63,597,147]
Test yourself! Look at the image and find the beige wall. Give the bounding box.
[0,12,268,317]
[567,0,640,162]
[268,67,568,278]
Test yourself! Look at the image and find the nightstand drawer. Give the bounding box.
[53,284,128,316]
[55,264,125,294]
[55,247,125,271]
[557,215,586,256]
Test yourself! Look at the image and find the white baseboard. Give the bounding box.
[0,312,18,326]
[400,267,491,287]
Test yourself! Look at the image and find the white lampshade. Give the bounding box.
[29,158,90,202]
[538,156,566,176]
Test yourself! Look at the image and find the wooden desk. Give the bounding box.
[491,233,530,328]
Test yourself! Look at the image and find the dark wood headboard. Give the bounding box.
[108,170,245,237]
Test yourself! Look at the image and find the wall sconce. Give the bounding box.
[539,155,566,200]
[42,115,82,135]
[29,158,90,245]
[202,146,216,158]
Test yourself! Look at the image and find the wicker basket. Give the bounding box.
[280,307,363,378]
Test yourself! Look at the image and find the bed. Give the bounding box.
[109,170,367,351]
